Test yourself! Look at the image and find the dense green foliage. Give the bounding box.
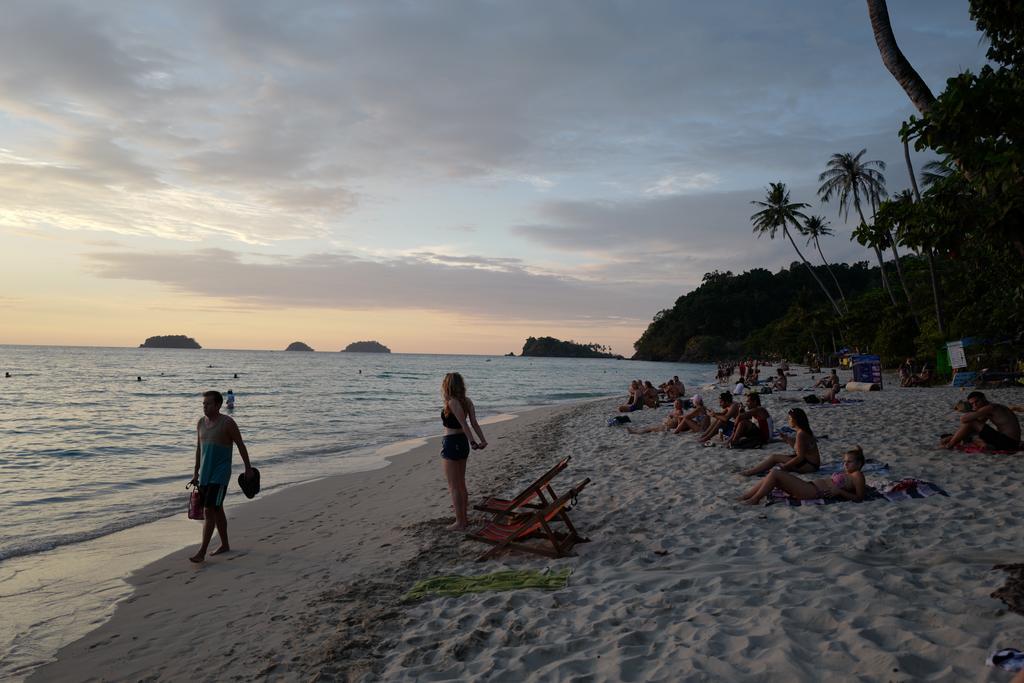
[521,336,621,359]
[634,2,1023,369]
[139,335,201,349]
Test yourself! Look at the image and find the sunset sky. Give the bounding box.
[1,1,987,355]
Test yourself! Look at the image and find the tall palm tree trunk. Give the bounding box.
[813,236,848,313]
[856,206,899,306]
[865,0,935,115]
[784,227,844,317]
[887,239,919,326]
[904,139,945,335]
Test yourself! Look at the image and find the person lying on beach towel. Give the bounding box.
[627,398,685,434]
[940,391,1021,452]
[739,446,866,505]
[740,407,820,476]
[768,475,946,506]
[697,391,740,442]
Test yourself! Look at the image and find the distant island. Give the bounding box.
[521,336,622,359]
[341,340,391,353]
[285,341,314,352]
[139,335,201,349]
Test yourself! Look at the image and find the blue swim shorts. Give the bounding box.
[441,433,470,461]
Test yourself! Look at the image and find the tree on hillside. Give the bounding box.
[800,215,848,313]
[817,150,899,307]
[750,182,844,317]
[871,0,1024,261]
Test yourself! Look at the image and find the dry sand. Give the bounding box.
[29,376,1024,682]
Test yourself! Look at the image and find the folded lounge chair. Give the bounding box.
[474,456,570,519]
[469,478,591,562]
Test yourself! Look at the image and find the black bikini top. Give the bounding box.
[441,409,461,429]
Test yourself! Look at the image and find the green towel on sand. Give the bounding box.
[401,568,571,602]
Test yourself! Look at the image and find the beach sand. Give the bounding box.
[29,378,1024,681]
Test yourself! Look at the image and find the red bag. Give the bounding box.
[187,482,204,520]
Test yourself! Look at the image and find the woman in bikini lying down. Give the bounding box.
[739,446,866,505]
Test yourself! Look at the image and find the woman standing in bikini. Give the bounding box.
[739,446,866,505]
[740,407,820,476]
[440,372,487,531]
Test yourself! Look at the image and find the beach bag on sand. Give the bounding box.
[607,415,631,426]
[187,482,204,520]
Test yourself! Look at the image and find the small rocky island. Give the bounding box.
[521,336,622,359]
[139,335,201,349]
[285,341,314,352]
[341,340,391,353]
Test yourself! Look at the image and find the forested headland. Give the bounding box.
[634,1,1023,370]
[522,337,623,359]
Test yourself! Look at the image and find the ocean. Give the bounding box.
[0,344,712,679]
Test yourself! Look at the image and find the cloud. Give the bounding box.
[645,172,720,196]
[85,247,678,323]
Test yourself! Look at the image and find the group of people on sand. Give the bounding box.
[617,378,668,412]
[899,357,933,387]
[940,391,1022,452]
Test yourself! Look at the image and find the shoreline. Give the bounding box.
[26,377,1024,681]
[17,399,588,682]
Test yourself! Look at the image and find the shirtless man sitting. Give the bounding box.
[727,393,772,448]
[697,391,741,442]
[940,391,1022,451]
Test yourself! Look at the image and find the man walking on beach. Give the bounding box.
[941,391,1022,452]
[190,390,254,563]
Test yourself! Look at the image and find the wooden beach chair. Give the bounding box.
[473,456,571,519]
[469,478,591,562]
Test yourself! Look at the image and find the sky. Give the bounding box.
[0,0,989,355]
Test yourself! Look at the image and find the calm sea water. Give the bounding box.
[0,345,710,564]
[0,345,715,679]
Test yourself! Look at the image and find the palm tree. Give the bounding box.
[817,149,899,307]
[800,215,848,313]
[865,0,936,115]
[920,158,955,190]
[751,183,844,317]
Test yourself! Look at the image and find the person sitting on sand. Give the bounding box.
[740,407,821,476]
[940,391,1022,452]
[643,380,660,408]
[739,446,866,505]
[898,358,914,387]
[727,393,772,448]
[673,395,709,433]
[697,392,741,442]
[662,376,685,400]
[770,368,788,391]
[905,364,932,388]
[628,399,686,434]
[618,380,645,412]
